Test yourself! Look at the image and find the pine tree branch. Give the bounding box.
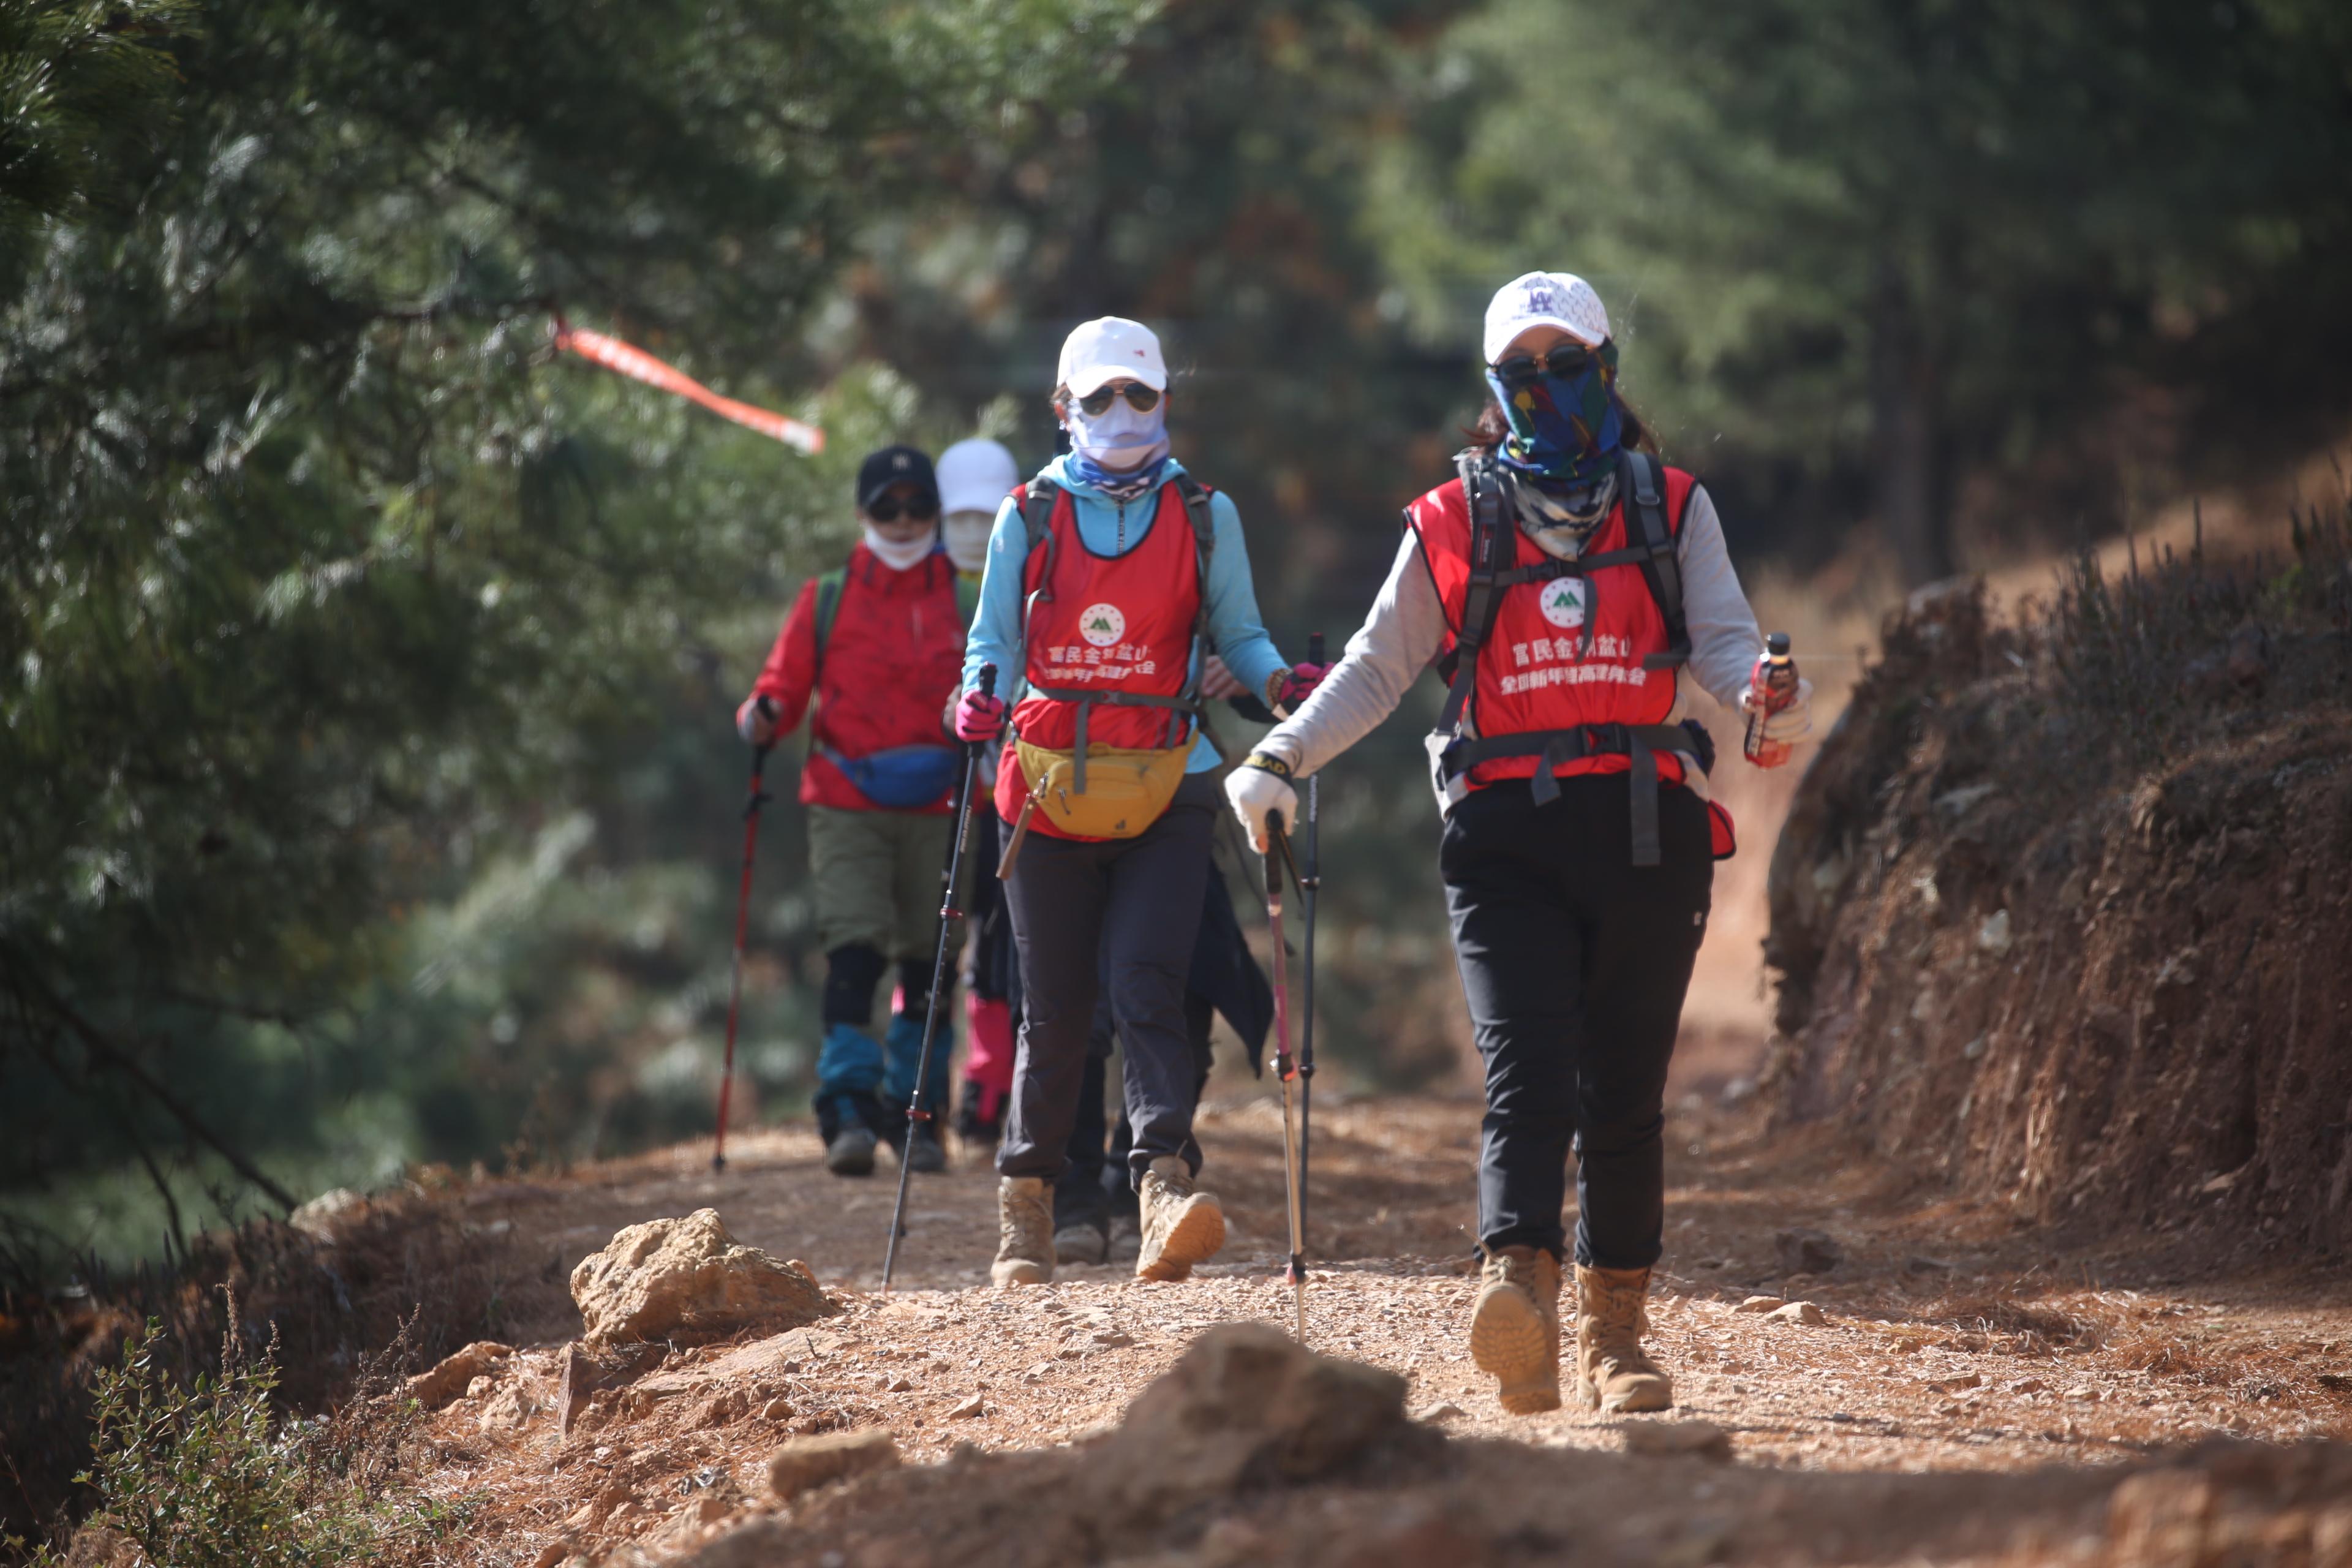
[4,959,300,1214]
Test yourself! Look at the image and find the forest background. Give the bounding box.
[5,0,2348,1274]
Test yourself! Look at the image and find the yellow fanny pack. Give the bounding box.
[1012,736,1191,840]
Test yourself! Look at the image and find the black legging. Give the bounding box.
[1439,772,1713,1269]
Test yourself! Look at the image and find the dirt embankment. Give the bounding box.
[1762,522,2352,1259]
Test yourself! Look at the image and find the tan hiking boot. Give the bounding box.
[991,1177,1054,1287]
[1134,1156,1224,1281]
[1469,1245,1561,1413]
[1574,1263,1673,1412]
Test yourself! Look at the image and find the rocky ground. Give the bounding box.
[373,1088,2352,1567]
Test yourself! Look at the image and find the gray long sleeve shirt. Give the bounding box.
[1257,483,1763,794]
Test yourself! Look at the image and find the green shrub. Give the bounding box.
[20,1306,462,1567]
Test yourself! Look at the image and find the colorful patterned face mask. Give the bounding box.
[1485,339,1622,485]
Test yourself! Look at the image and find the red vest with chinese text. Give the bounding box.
[992,478,1203,823]
[1406,464,1698,793]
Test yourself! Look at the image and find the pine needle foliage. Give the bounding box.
[0,0,1150,1234]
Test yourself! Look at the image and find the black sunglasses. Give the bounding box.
[866,492,938,523]
[1493,343,1600,386]
[1076,382,1162,417]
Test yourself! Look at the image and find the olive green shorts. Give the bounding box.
[805,806,959,960]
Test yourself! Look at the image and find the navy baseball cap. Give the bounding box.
[856,445,938,511]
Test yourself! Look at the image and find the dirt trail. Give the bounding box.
[398,1090,2352,1565]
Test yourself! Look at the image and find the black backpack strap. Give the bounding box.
[1013,480,1061,690]
[1438,451,1513,737]
[1619,451,1690,671]
[1170,473,1223,760]
[1019,479,1060,552]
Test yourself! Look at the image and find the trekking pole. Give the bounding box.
[1298,631,1322,1247]
[712,741,775,1174]
[1262,810,1308,1342]
[882,665,997,1294]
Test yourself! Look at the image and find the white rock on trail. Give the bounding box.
[568,1208,838,1348]
[1769,1301,1826,1326]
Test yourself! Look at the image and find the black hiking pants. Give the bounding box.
[998,772,1218,1188]
[1440,773,1712,1270]
[1058,981,1215,1231]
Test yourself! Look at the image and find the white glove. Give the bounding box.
[1738,676,1815,744]
[737,694,781,745]
[1223,753,1299,853]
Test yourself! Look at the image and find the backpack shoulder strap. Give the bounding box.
[1170,472,1217,564]
[1438,450,1513,736]
[1169,472,1224,757]
[1619,450,1691,671]
[1019,479,1060,554]
[812,567,847,680]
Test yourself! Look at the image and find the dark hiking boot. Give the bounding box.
[953,1080,1003,1148]
[1135,1157,1224,1283]
[902,1121,947,1174]
[1574,1264,1673,1413]
[1107,1213,1142,1264]
[1054,1168,1111,1265]
[992,1177,1054,1288]
[1471,1245,1561,1414]
[1053,1218,1109,1265]
[824,1122,878,1177]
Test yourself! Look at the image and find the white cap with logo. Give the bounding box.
[1057,317,1168,398]
[1482,271,1611,363]
[935,438,1020,515]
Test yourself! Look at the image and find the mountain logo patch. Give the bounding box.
[1079,603,1127,647]
[1539,579,1588,630]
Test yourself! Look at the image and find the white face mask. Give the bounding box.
[861,522,935,571]
[941,509,993,574]
[1060,394,1169,473]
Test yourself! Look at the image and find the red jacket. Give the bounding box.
[748,544,967,813]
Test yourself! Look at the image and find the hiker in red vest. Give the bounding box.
[1226,273,1814,1414]
[954,316,1329,1287]
[737,445,976,1179]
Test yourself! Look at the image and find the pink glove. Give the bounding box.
[1268,662,1333,717]
[954,689,1006,742]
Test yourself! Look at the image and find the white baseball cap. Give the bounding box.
[935,437,1020,514]
[1482,271,1611,363]
[1056,317,1168,398]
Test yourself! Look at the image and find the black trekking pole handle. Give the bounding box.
[881,663,996,1293]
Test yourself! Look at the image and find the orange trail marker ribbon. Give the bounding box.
[553,322,824,454]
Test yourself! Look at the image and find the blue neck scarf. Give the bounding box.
[1485,342,1623,487]
[1069,450,1168,502]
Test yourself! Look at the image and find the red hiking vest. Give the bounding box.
[1410,450,1730,865]
[991,476,1212,829]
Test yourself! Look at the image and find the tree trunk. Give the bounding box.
[1869,264,1954,586]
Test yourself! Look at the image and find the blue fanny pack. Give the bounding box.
[824,744,961,809]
